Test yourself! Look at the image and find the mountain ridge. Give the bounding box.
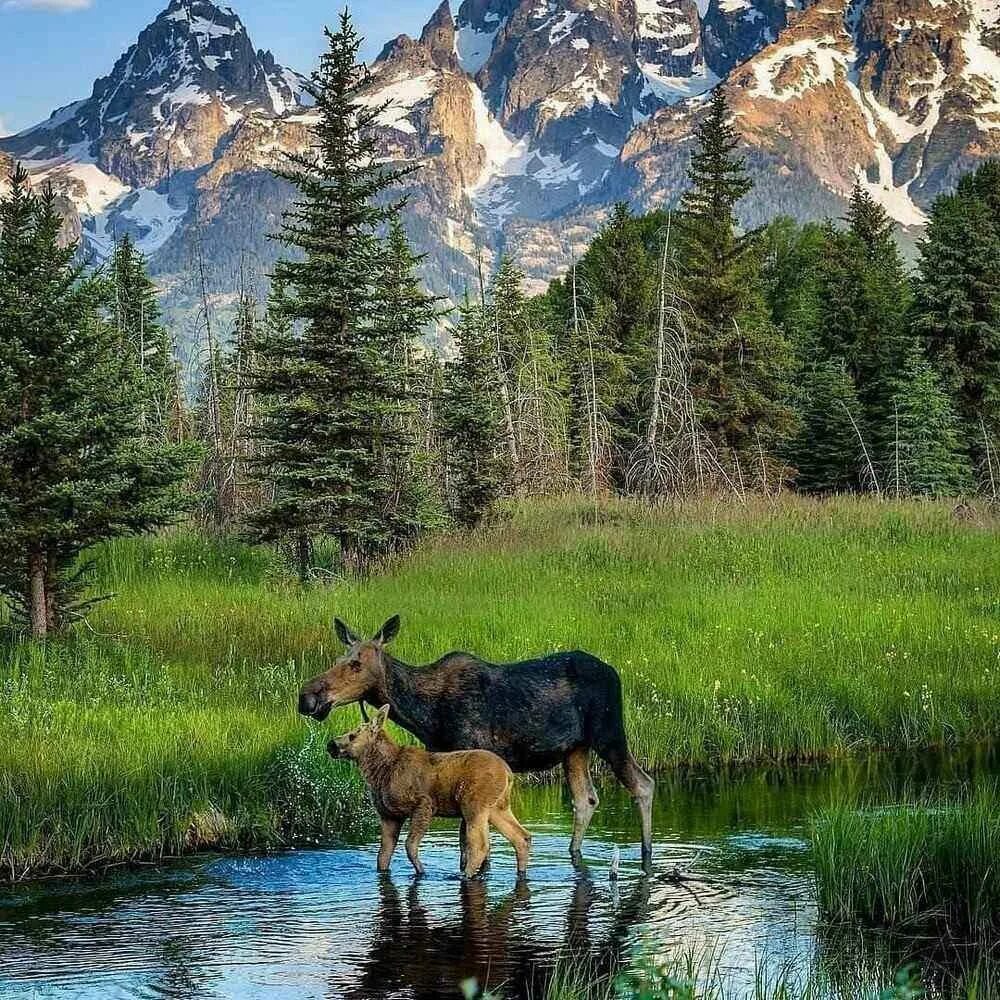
[3,0,1000,332]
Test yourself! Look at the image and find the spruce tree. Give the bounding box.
[0,168,190,637]
[887,355,972,497]
[678,89,794,477]
[843,183,912,433]
[575,203,657,487]
[440,300,508,527]
[250,13,419,577]
[109,234,181,443]
[789,360,865,494]
[374,218,445,540]
[913,163,1000,458]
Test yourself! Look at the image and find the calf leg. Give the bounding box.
[463,812,491,878]
[377,818,403,873]
[599,743,655,872]
[405,799,434,877]
[489,807,532,877]
[563,748,599,863]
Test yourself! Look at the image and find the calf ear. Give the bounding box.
[373,614,401,645]
[373,704,391,732]
[334,618,360,646]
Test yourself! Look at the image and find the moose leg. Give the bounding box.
[459,819,468,873]
[378,818,403,873]
[563,748,599,864]
[489,807,532,877]
[463,812,491,878]
[601,744,655,872]
[405,799,434,877]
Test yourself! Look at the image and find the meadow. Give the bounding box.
[2,495,1000,878]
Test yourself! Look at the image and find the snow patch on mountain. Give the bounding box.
[88,188,189,257]
[963,0,1000,127]
[357,73,437,135]
[455,16,506,73]
[749,36,845,101]
[468,79,530,195]
[641,61,720,104]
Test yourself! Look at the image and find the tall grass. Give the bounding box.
[2,495,999,877]
[811,785,1000,939]
[480,944,966,999]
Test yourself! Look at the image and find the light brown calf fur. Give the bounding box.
[328,705,531,879]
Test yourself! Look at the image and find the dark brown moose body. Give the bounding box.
[300,616,656,869]
[329,706,531,878]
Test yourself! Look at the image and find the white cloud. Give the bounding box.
[2,0,93,10]
[0,115,7,137]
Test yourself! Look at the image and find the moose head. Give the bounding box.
[297,615,401,721]
[327,704,391,760]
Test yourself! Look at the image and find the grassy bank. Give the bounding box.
[811,786,1000,939]
[2,495,999,877]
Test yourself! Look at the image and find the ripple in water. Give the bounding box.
[2,750,995,999]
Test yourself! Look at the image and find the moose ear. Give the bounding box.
[334,618,360,646]
[373,614,401,645]
[373,704,391,732]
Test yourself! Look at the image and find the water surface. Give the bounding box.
[1,748,996,999]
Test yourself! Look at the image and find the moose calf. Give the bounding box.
[328,705,531,878]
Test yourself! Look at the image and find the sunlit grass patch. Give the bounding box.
[2,495,999,877]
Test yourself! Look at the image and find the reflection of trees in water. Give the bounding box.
[147,932,221,999]
[343,872,651,1000]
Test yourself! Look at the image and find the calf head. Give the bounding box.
[328,705,391,761]
[298,615,401,721]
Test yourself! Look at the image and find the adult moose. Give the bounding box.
[298,615,655,870]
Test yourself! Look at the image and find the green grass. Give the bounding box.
[811,785,1000,939]
[493,946,965,1000]
[2,494,999,877]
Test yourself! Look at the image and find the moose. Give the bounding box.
[298,615,655,870]
[328,705,531,878]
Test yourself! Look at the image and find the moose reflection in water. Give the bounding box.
[343,870,652,1000]
[298,615,656,869]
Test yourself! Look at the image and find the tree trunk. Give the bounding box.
[28,549,48,640]
[296,533,312,585]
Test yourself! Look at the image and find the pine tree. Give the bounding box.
[913,162,1000,459]
[249,13,419,578]
[843,183,913,433]
[109,234,181,443]
[789,360,865,494]
[888,355,972,497]
[373,218,445,541]
[439,300,508,527]
[0,167,190,637]
[487,254,529,478]
[678,89,794,479]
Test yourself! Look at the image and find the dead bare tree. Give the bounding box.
[191,233,228,528]
[572,263,613,497]
[842,401,882,497]
[626,222,732,498]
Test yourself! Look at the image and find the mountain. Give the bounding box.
[3,0,1000,331]
[1,0,307,272]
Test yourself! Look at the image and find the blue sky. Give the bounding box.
[0,0,440,134]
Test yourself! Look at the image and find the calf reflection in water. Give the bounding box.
[342,872,652,1000]
[328,705,532,878]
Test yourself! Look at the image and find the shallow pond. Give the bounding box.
[1,747,997,999]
